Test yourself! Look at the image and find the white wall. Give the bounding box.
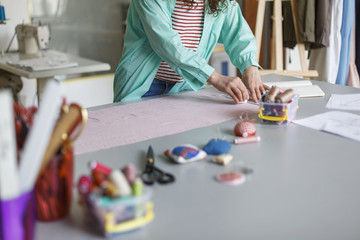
[1,0,29,52]
[1,0,115,108]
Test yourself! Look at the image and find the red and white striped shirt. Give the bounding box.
[155,0,204,83]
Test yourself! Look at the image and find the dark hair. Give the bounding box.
[183,0,229,16]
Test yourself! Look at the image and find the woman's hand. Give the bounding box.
[207,71,249,104]
[242,66,270,103]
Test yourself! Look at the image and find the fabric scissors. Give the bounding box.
[141,146,175,185]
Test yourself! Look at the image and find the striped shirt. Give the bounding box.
[155,0,204,83]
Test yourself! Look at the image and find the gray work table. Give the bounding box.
[0,49,110,102]
[36,75,360,240]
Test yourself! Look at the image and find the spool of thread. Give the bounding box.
[0,4,6,21]
[122,163,137,184]
[92,171,120,198]
[132,177,144,196]
[264,85,280,103]
[109,169,132,197]
[88,160,112,175]
[275,89,295,103]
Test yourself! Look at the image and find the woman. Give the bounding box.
[114,0,268,103]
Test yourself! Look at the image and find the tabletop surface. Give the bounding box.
[0,49,110,78]
[35,75,360,240]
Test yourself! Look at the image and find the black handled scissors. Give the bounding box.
[141,146,175,185]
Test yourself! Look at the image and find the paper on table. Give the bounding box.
[263,80,325,98]
[326,94,360,111]
[293,111,360,141]
[7,57,78,71]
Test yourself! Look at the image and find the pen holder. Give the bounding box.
[258,95,299,125]
[0,191,36,240]
[35,145,74,221]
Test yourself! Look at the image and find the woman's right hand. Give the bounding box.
[207,70,249,104]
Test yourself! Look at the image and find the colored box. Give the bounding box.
[81,190,154,237]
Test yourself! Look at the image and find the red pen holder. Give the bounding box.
[35,145,74,221]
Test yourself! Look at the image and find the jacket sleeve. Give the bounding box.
[218,1,260,75]
[132,0,214,90]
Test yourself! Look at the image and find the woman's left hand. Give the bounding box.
[242,66,270,103]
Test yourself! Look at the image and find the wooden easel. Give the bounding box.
[255,0,318,77]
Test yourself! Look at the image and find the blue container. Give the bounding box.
[0,5,6,21]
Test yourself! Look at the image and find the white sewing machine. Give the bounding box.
[16,24,50,54]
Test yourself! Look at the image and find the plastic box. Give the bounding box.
[258,95,299,124]
[81,190,154,237]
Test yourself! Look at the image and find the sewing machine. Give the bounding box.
[16,24,50,54]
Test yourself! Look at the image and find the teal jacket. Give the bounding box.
[114,0,259,102]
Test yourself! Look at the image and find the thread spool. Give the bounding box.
[264,85,280,103]
[109,169,132,197]
[132,177,144,196]
[122,164,137,184]
[0,4,5,21]
[275,89,295,103]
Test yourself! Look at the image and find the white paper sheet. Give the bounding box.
[294,111,360,141]
[7,57,78,71]
[326,94,360,111]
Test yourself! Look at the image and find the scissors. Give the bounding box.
[141,146,175,185]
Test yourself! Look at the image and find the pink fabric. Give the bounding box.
[74,87,259,155]
[347,11,360,88]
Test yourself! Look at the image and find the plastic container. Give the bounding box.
[258,95,299,125]
[81,190,154,237]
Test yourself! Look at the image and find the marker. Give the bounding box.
[233,136,261,145]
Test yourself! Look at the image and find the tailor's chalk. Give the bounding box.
[212,154,233,165]
[88,160,112,175]
[19,80,63,194]
[109,169,132,197]
[216,172,246,185]
[233,136,261,145]
[0,90,20,200]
